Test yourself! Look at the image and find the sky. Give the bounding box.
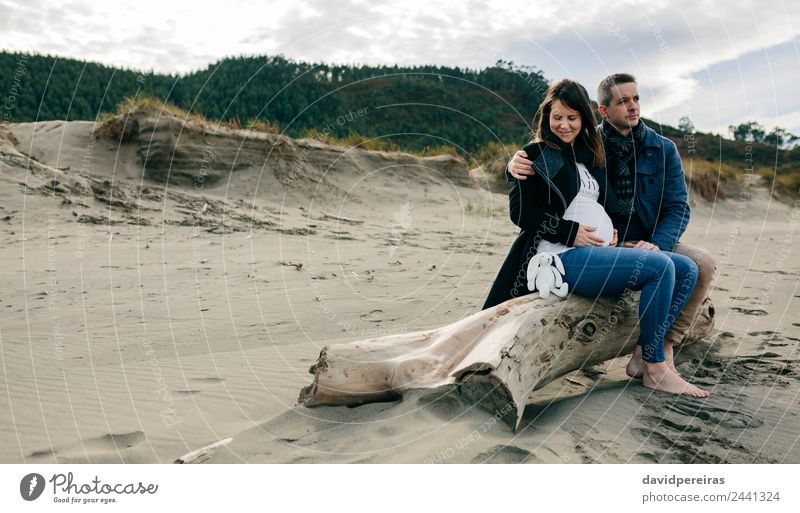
[2,0,799,136]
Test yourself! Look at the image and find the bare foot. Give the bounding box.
[626,346,646,379]
[643,362,709,398]
[627,344,678,379]
[663,342,677,373]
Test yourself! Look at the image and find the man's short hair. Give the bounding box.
[597,73,637,107]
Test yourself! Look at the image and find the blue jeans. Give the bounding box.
[557,247,698,363]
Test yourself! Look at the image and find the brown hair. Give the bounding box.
[531,79,605,168]
[597,73,636,107]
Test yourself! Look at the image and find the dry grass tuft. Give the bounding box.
[757,167,800,199]
[98,96,281,141]
[472,142,518,181]
[683,159,740,201]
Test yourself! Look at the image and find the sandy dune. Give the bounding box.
[1,118,798,464]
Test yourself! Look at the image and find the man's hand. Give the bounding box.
[573,225,606,247]
[507,150,535,180]
[609,229,618,247]
[624,240,660,251]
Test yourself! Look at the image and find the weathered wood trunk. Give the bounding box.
[299,294,715,430]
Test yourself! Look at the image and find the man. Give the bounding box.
[505,73,716,379]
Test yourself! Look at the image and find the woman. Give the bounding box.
[483,79,708,398]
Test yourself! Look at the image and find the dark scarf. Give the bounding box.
[601,119,647,215]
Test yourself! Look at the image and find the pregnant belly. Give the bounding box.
[564,201,614,246]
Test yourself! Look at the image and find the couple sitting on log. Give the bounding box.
[300,74,717,425]
[483,74,715,398]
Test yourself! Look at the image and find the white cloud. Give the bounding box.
[1,0,798,132]
[674,38,800,136]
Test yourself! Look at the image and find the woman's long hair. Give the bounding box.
[531,79,605,168]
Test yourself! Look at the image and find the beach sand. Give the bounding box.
[1,118,798,464]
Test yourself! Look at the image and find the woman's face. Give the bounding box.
[549,99,582,145]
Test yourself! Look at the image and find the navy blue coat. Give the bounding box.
[597,122,690,251]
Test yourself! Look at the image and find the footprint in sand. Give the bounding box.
[731,307,769,316]
[27,447,58,459]
[631,346,796,463]
[717,331,736,338]
[678,345,799,387]
[191,377,224,384]
[641,414,702,433]
[666,397,764,429]
[471,445,532,463]
[757,334,789,349]
[724,353,796,385]
[92,430,146,450]
[26,431,146,462]
[634,398,765,464]
[170,377,224,397]
[174,389,202,395]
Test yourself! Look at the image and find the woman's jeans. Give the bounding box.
[557,247,698,363]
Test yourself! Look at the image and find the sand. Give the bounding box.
[1,118,798,464]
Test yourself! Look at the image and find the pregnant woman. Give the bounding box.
[483,79,708,397]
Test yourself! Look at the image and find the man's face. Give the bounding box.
[601,82,640,131]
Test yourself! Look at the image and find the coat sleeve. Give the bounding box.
[650,139,690,251]
[508,169,579,246]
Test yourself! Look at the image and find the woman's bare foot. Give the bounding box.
[663,343,677,373]
[626,347,646,379]
[626,344,678,379]
[643,362,709,398]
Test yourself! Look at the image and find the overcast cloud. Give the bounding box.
[1,0,798,135]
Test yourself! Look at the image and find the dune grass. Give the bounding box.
[93,96,800,201]
[98,96,282,138]
[298,129,463,157]
[757,166,800,198]
[683,159,741,201]
[471,141,518,178]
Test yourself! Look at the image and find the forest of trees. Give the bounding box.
[3,50,799,191]
[728,120,799,149]
[0,51,550,154]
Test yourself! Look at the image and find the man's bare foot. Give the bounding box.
[643,362,709,398]
[626,344,678,379]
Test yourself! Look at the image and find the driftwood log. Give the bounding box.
[299,294,715,430]
[174,437,233,464]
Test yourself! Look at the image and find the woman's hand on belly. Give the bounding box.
[573,225,607,247]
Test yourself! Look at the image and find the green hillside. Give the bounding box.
[0,51,547,155]
[2,50,797,197]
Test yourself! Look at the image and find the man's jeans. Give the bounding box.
[558,247,698,363]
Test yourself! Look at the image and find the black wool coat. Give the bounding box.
[481,141,614,310]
